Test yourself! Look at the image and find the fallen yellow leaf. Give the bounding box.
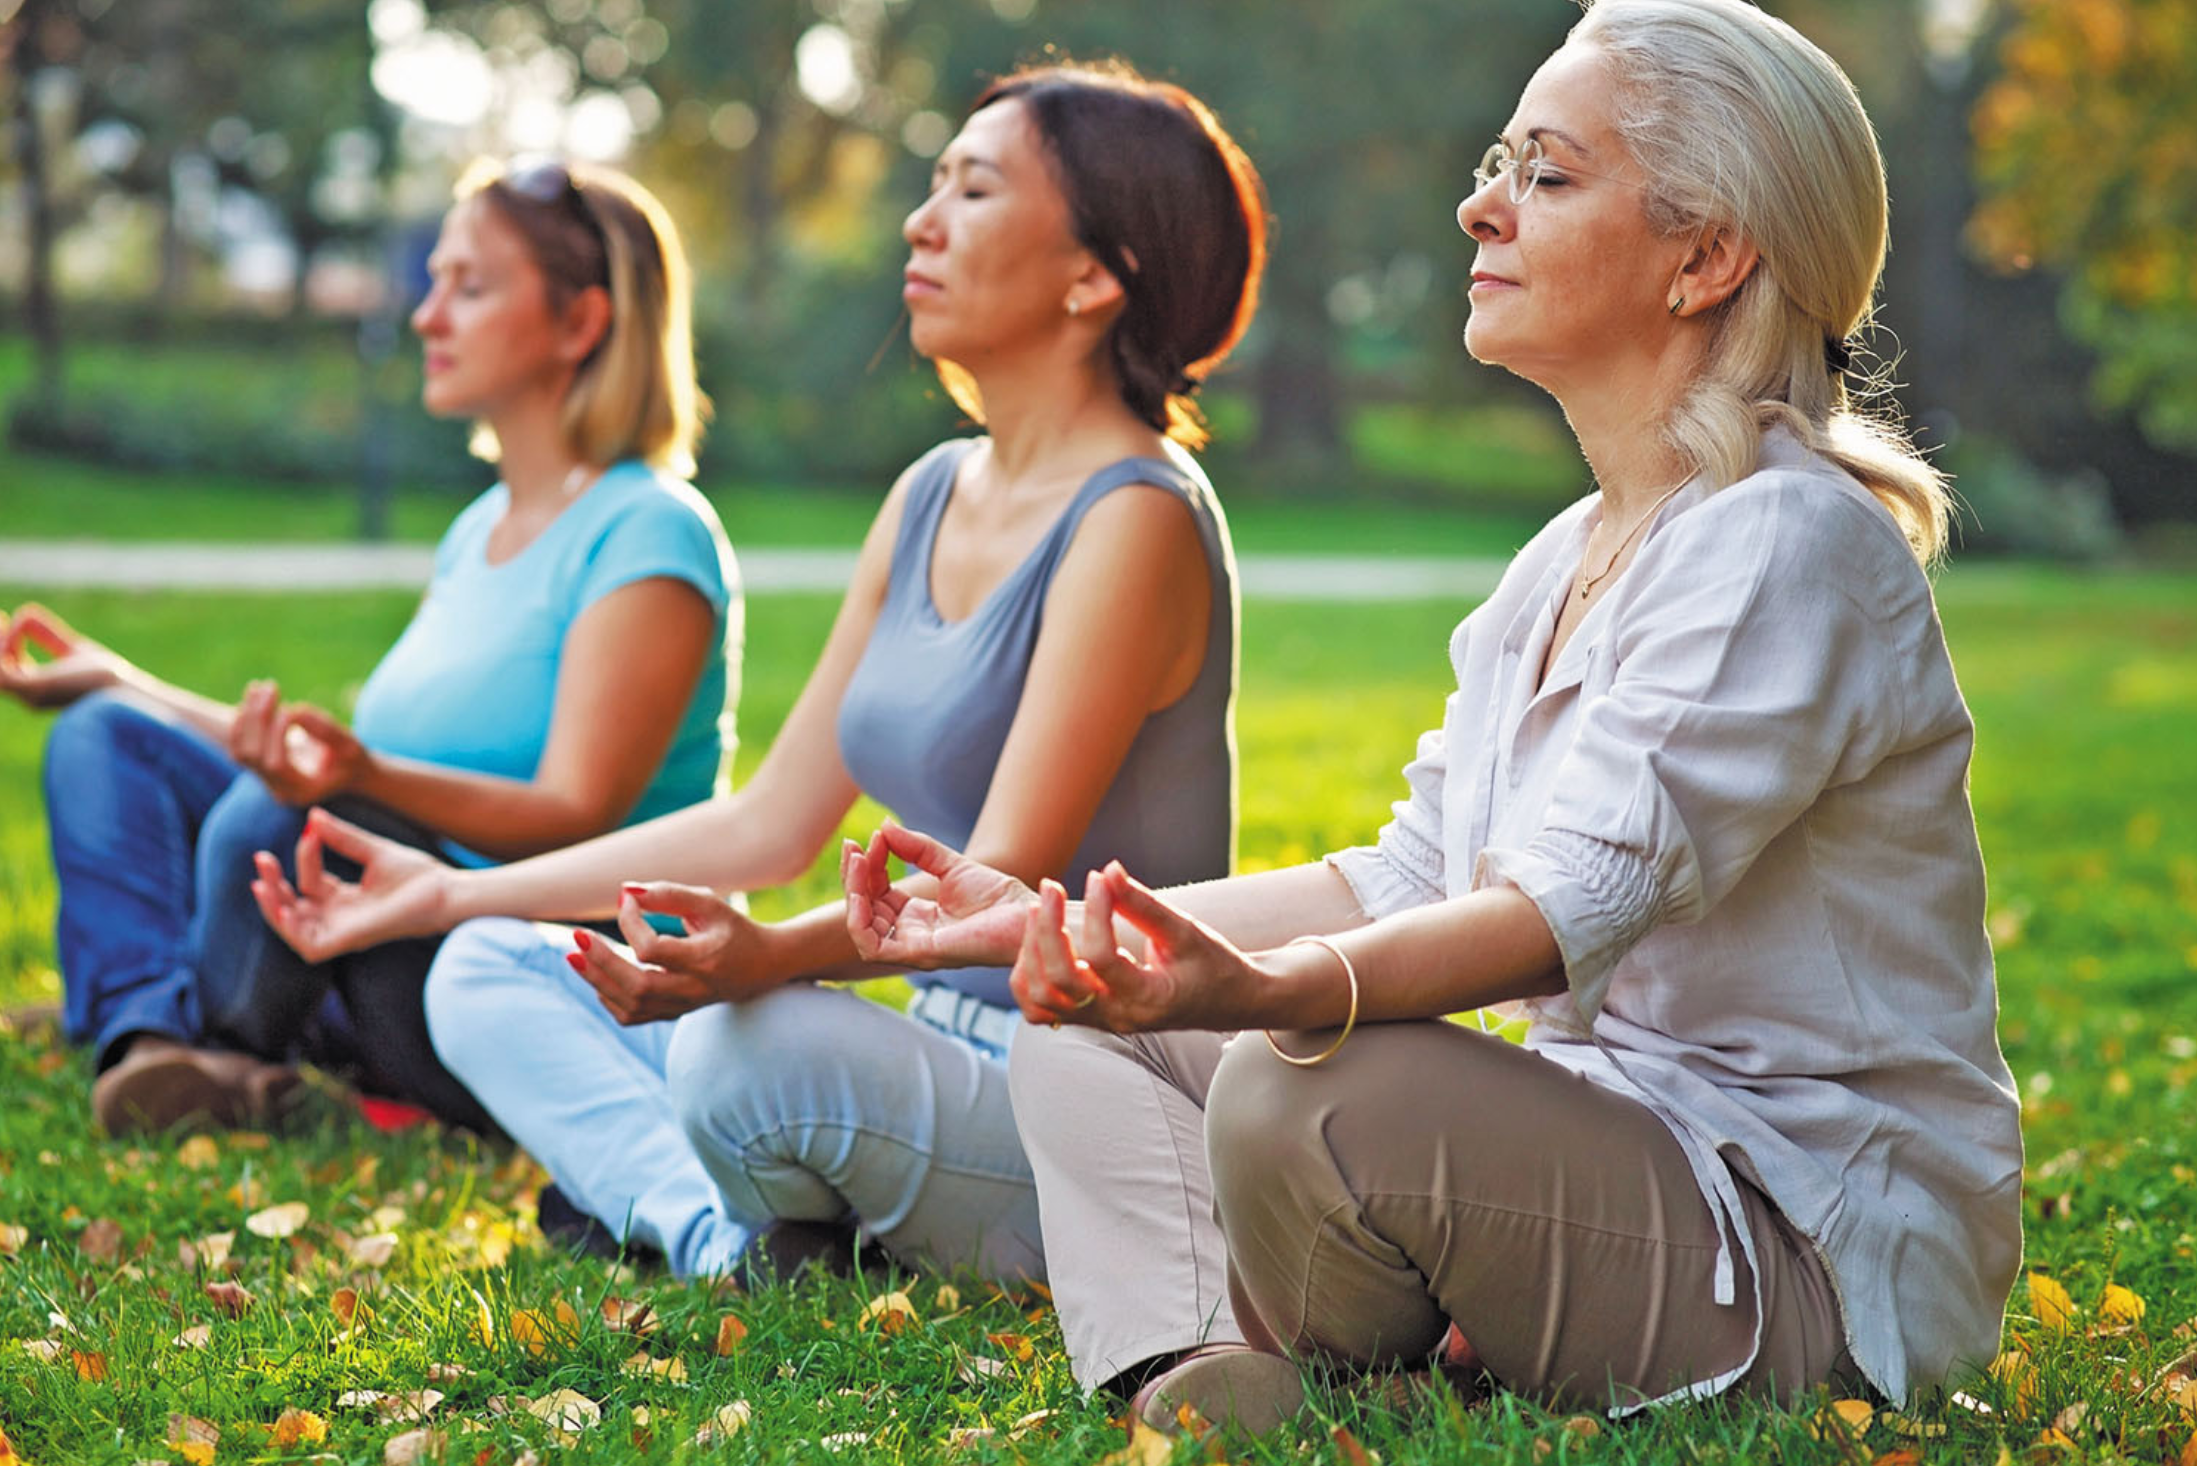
[20,1339,64,1363]
[166,1412,219,1466]
[1993,1348,2040,1414]
[2031,1426,2075,1451]
[1008,1409,1057,1441]
[1095,1422,1176,1466]
[621,1350,687,1381]
[176,1135,220,1171]
[347,1232,399,1268]
[381,1425,444,1465]
[332,1286,360,1327]
[860,1290,918,1335]
[934,1283,962,1311]
[469,1287,494,1345]
[70,1349,108,1382]
[271,1408,328,1446]
[0,1422,19,1465]
[172,1325,212,1350]
[525,1388,601,1435]
[601,1296,657,1334]
[2099,1283,2146,1328]
[2028,1272,2076,1334]
[986,1330,1034,1362]
[244,1201,310,1239]
[1810,1398,1876,1441]
[0,1223,27,1255]
[186,1231,234,1272]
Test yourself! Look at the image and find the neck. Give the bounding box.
[1550,334,1701,517]
[490,392,586,510]
[960,338,1156,485]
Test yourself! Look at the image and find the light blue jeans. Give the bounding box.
[423,916,1044,1282]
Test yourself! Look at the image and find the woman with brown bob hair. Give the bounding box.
[252,63,1269,1285]
[3,160,737,1136]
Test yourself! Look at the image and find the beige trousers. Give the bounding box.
[1010,1019,1855,1409]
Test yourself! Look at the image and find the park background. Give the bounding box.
[0,1,2191,1463]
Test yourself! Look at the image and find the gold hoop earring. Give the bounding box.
[1667,296,1686,316]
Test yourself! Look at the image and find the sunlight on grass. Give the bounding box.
[0,572,2190,1463]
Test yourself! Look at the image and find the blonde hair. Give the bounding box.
[1569,0,1949,562]
[455,158,708,477]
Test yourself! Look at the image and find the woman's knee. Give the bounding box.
[1205,1034,1324,1224]
[663,990,824,1146]
[422,918,545,1069]
[198,776,305,874]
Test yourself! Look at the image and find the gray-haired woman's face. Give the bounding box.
[1455,47,1688,394]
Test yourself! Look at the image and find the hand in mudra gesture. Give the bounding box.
[840,822,1037,970]
[1009,863,1262,1034]
[251,808,447,962]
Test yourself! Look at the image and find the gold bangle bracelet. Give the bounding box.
[1265,934,1360,1068]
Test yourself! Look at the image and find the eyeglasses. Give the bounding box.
[1472,136,1646,206]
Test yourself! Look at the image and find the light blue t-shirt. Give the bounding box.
[352,461,740,861]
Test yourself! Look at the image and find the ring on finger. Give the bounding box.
[1069,993,1096,1010]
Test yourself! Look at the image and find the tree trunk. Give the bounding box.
[1253,201,1343,473]
[10,0,64,405]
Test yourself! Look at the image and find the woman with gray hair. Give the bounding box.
[844,0,2020,1431]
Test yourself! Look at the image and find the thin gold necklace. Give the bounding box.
[1576,482,1685,602]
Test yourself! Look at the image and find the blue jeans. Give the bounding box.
[42,693,491,1128]
[425,916,1045,1282]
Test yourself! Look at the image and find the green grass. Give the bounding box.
[0,571,2191,1464]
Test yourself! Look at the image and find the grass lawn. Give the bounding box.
[0,570,2191,1464]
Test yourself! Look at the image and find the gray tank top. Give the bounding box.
[837,438,1239,1005]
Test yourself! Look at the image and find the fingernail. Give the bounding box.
[573,930,592,952]
[621,884,645,899]
[565,953,585,972]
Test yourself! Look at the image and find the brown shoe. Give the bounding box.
[1134,1345,1306,1436]
[91,1037,303,1136]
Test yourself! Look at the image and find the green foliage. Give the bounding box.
[0,569,2190,1461]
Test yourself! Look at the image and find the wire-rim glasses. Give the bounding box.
[1474,136,1551,205]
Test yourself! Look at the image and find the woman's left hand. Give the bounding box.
[1011,862,1263,1033]
[230,681,371,806]
[567,881,782,1025]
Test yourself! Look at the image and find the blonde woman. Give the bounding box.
[846,0,2021,1431]
[1,160,736,1135]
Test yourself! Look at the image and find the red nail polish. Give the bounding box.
[566,953,585,972]
[573,930,592,952]
[621,884,645,897]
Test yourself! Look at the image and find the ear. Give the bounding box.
[557,284,614,365]
[1063,247,1129,323]
[1671,226,1760,316]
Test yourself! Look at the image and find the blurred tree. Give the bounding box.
[3,0,64,401]
[1968,0,2195,452]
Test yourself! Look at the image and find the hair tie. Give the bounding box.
[1824,334,1856,374]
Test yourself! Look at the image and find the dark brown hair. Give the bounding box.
[955,61,1268,449]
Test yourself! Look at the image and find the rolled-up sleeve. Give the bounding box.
[1480,482,1911,1025]
[1328,690,1456,918]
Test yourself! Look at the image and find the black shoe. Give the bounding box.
[738,1217,893,1287]
[535,1183,663,1267]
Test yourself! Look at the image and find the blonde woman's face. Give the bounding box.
[1455,47,1690,393]
[900,99,1091,366]
[411,195,573,422]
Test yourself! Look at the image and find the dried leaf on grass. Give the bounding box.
[203,1280,254,1317]
[383,1426,445,1465]
[77,1218,123,1263]
[860,1290,918,1335]
[0,1223,26,1256]
[20,1339,64,1363]
[820,1433,871,1451]
[245,1201,310,1239]
[2098,1283,2146,1328]
[0,1423,18,1465]
[347,1232,400,1269]
[271,1408,329,1446]
[1808,1399,1877,1441]
[1331,1425,1381,1466]
[956,1354,1009,1385]
[525,1388,602,1442]
[175,1135,220,1170]
[165,1413,219,1466]
[986,1331,1034,1362]
[601,1296,658,1334]
[172,1325,212,1350]
[509,1300,582,1356]
[714,1313,748,1355]
[70,1349,108,1381]
[621,1349,687,1381]
[182,1232,235,1272]
[332,1286,362,1327]
[690,1400,752,1446]
[2028,1273,2076,1334]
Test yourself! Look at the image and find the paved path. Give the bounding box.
[0,541,1508,602]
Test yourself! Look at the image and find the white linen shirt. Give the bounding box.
[1328,432,2022,1407]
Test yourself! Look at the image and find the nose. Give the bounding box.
[410,283,444,337]
[902,190,941,247]
[1456,177,1512,242]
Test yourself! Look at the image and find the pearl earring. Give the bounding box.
[1065,298,1081,317]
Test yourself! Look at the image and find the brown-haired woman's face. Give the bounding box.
[411,195,572,422]
[901,99,1091,366]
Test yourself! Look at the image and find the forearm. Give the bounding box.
[348,753,642,862]
[1241,885,1565,1031]
[752,901,905,988]
[428,797,752,926]
[114,668,234,745]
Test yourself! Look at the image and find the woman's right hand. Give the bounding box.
[0,603,133,709]
[841,822,1037,969]
[250,808,451,962]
